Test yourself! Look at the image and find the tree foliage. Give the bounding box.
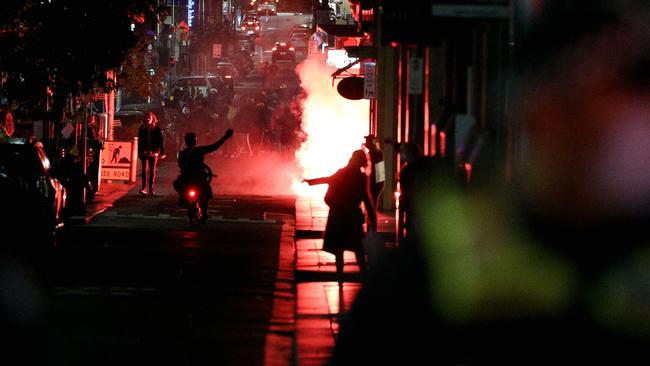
[118,38,169,101]
[0,0,161,111]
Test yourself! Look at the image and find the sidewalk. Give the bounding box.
[65,181,135,225]
[293,196,396,365]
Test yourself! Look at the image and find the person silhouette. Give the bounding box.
[137,111,165,196]
[110,145,121,163]
[304,150,377,278]
[176,128,233,222]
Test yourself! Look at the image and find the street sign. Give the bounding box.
[61,121,74,139]
[101,140,133,181]
[364,62,376,99]
[100,167,131,180]
[409,57,424,95]
[337,77,365,100]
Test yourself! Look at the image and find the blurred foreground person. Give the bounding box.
[330,1,650,364]
[304,150,377,278]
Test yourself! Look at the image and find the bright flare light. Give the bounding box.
[292,59,369,197]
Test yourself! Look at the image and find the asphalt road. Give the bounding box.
[4,159,295,365]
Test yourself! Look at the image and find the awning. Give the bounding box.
[330,58,361,81]
[316,23,365,37]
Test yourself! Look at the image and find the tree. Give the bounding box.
[0,0,161,119]
[118,38,169,101]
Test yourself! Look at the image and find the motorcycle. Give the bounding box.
[184,184,204,228]
[176,163,214,228]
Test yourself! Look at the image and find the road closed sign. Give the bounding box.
[101,141,134,181]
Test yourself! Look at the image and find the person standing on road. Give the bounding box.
[137,111,165,196]
[303,150,377,278]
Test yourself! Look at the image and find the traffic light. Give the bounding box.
[170,56,176,65]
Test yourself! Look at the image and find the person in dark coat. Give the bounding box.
[137,111,165,196]
[304,150,377,277]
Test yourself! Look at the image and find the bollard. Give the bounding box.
[130,136,138,183]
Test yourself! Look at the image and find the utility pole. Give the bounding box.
[106,69,116,142]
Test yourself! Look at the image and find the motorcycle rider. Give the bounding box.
[176,128,234,222]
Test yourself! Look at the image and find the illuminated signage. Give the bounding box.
[188,0,195,27]
[326,49,359,69]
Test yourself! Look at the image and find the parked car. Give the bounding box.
[114,98,165,140]
[271,42,296,62]
[170,74,227,114]
[0,137,66,246]
[174,74,226,98]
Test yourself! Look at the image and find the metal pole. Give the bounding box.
[82,96,88,204]
[107,70,115,141]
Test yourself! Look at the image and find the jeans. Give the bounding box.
[140,154,159,193]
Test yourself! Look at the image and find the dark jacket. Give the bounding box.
[310,166,376,254]
[137,124,165,157]
[176,133,231,197]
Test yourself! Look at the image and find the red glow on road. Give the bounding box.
[292,59,369,197]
